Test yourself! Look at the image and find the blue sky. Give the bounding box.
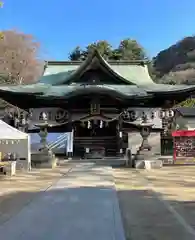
[1,0,195,60]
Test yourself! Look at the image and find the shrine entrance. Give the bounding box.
[74,120,117,137]
[73,120,118,158]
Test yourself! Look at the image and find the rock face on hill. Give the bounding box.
[153,36,195,85]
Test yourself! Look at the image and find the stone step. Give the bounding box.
[136,160,163,169]
[63,158,126,167]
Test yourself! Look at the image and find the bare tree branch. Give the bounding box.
[0,30,44,85]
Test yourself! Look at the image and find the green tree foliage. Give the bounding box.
[174,98,195,107]
[69,39,147,61]
[68,46,83,61]
[118,39,146,60]
[88,41,113,59]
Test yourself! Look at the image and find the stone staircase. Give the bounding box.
[64,157,126,167]
[74,136,118,157]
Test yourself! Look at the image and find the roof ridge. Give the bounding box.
[43,49,138,85]
[46,60,149,66]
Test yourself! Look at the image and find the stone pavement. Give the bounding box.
[0,164,74,225]
[114,167,195,240]
[0,163,125,240]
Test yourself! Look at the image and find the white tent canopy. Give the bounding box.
[0,120,31,171]
[0,120,28,139]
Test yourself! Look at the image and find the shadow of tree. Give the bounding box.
[0,183,194,239]
[117,188,195,240]
[0,164,195,240]
[0,184,125,240]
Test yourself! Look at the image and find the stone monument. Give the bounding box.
[135,116,162,169]
[31,112,57,168]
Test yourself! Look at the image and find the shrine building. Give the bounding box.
[0,50,195,159]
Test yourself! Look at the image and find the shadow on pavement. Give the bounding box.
[0,184,125,240]
[117,188,195,240]
[0,185,194,239]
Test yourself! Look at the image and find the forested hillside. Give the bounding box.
[152,36,195,84]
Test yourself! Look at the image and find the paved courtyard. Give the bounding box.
[114,166,195,240]
[0,163,195,239]
[0,163,125,240]
[0,163,74,225]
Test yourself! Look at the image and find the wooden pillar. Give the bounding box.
[67,121,74,159]
[117,117,123,157]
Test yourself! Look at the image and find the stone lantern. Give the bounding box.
[139,122,153,151]
[32,112,56,168]
[36,112,49,151]
[38,126,49,151]
[135,115,154,161]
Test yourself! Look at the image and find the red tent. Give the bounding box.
[172,130,195,161]
[172,130,195,137]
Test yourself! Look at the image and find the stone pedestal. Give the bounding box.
[67,152,73,160]
[31,150,57,168]
[135,148,153,161]
[38,127,48,151]
[125,148,136,168]
[134,120,153,161]
[136,159,163,169]
[32,122,57,168]
[145,160,163,169]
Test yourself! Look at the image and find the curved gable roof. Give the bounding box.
[109,64,154,86]
[69,49,136,85]
[39,50,154,86]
